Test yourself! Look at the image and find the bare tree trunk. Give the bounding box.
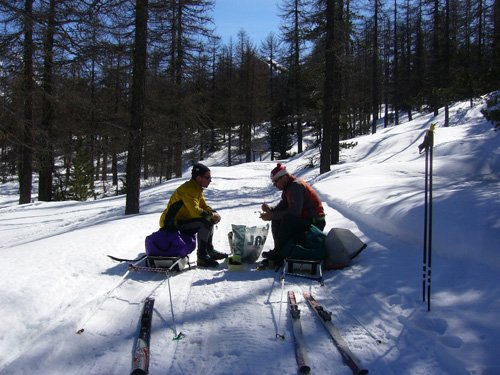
[19,0,34,204]
[384,18,390,128]
[38,0,56,201]
[227,125,232,166]
[143,133,149,180]
[444,0,450,127]
[125,0,148,215]
[101,137,108,181]
[173,0,184,177]
[371,0,379,134]
[494,0,500,87]
[293,0,303,153]
[431,0,440,116]
[415,0,424,111]
[112,151,118,186]
[331,0,343,165]
[393,0,399,125]
[227,47,234,166]
[405,0,413,121]
[321,0,336,173]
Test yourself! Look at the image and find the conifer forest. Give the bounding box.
[1,0,499,213]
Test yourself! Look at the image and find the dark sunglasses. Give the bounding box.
[202,175,212,181]
[272,175,285,184]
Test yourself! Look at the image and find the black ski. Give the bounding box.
[131,298,155,375]
[129,258,196,274]
[108,254,147,263]
[108,255,196,274]
[287,291,311,374]
[128,264,195,273]
[303,292,368,375]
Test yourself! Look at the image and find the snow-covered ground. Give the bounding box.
[1,94,499,374]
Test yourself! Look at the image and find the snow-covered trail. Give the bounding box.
[1,162,385,375]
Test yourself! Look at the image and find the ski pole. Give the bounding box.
[418,124,435,311]
[76,256,145,334]
[422,135,429,303]
[275,262,286,340]
[427,126,434,312]
[165,257,185,340]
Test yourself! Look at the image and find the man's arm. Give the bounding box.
[261,183,305,221]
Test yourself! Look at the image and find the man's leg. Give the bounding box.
[177,219,219,267]
[205,232,227,260]
[275,214,311,257]
[263,215,310,260]
[261,219,282,259]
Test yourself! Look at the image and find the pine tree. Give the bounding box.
[269,102,293,159]
[67,144,95,201]
[279,0,312,153]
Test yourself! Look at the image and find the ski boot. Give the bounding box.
[197,253,219,268]
[207,247,228,260]
[261,249,279,260]
[257,258,283,271]
[197,241,219,268]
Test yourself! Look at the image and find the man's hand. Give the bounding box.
[259,211,272,221]
[261,203,272,213]
[211,212,221,224]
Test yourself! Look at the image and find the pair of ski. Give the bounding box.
[131,297,185,375]
[131,297,155,375]
[288,291,369,375]
[108,254,189,374]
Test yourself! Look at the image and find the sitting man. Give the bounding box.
[159,163,227,267]
[259,163,326,266]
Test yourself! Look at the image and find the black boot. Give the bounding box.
[262,249,280,260]
[197,241,219,268]
[257,258,284,270]
[205,233,227,260]
[207,245,228,260]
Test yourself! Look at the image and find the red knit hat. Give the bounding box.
[270,163,288,181]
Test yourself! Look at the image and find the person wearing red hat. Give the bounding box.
[159,162,227,267]
[259,163,326,264]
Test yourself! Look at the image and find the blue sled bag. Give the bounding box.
[145,229,196,257]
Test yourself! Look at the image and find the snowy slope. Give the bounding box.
[0,94,499,374]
